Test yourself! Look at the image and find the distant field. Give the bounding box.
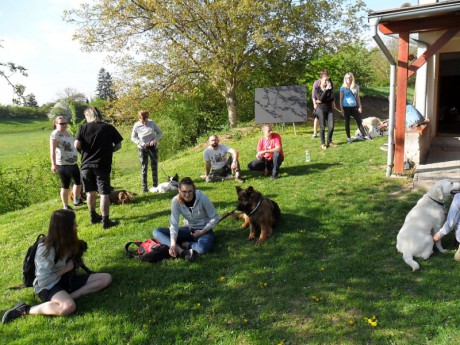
[0,119,51,165]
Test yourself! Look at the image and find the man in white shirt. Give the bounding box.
[203,135,243,183]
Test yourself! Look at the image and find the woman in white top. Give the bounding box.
[50,116,84,209]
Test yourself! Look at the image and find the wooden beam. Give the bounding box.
[378,14,460,35]
[394,32,410,174]
[408,27,460,78]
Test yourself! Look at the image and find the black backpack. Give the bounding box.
[23,234,45,287]
[125,238,170,263]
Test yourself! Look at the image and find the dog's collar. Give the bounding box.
[247,199,262,217]
[427,195,444,207]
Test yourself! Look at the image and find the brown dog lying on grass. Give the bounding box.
[235,186,281,245]
[109,190,136,205]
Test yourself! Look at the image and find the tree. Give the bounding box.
[66,0,367,127]
[0,62,28,105]
[57,88,87,103]
[96,68,116,100]
[24,93,39,108]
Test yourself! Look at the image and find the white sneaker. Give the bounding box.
[347,138,352,144]
[364,136,372,141]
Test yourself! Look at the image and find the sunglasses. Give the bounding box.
[58,123,68,125]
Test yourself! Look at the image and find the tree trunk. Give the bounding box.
[224,85,238,128]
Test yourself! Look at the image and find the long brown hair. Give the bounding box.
[43,209,80,260]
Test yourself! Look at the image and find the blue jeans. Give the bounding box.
[152,227,215,254]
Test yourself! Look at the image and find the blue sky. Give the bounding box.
[0,0,413,106]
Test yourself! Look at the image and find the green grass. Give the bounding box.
[361,86,414,102]
[1,118,459,344]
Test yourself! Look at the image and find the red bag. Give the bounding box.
[125,239,170,263]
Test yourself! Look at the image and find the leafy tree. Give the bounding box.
[57,88,88,103]
[11,84,26,106]
[24,93,39,108]
[96,67,116,100]
[0,62,28,105]
[66,0,367,127]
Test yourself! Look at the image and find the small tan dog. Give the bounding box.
[109,190,136,205]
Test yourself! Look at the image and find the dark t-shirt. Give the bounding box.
[76,122,123,170]
[313,86,335,108]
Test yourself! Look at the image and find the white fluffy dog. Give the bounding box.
[149,174,179,193]
[396,179,460,271]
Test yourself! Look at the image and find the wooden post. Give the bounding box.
[394,32,409,174]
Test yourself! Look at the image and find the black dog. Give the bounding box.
[61,240,94,290]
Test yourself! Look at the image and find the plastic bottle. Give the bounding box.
[305,149,311,162]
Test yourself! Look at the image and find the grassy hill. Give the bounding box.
[1,118,459,344]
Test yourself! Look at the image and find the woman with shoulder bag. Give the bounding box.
[2,209,112,324]
[339,72,371,143]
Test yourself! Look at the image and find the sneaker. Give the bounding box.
[321,144,327,150]
[364,136,372,141]
[312,134,317,138]
[102,219,119,229]
[73,200,86,207]
[142,188,149,193]
[454,246,460,262]
[182,249,195,262]
[90,213,103,224]
[205,176,212,183]
[270,175,277,180]
[328,142,337,147]
[347,138,353,144]
[64,205,73,210]
[235,174,244,183]
[2,301,30,324]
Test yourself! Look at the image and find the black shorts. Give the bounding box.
[81,168,112,195]
[38,274,90,302]
[57,165,82,189]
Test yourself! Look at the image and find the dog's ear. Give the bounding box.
[235,186,242,194]
[247,186,254,194]
[432,186,445,202]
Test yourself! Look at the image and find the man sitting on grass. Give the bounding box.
[203,134,243,183]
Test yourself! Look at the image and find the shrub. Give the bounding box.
[0,153,59,215]
[0,105,47,119]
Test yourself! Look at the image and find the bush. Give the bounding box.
[0,153,59,215]
[0,105,47,119]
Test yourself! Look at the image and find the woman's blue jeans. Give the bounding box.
[152,227,215,254]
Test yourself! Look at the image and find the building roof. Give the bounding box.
[368,0,460,34]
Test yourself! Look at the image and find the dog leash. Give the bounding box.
[217,208,238,225]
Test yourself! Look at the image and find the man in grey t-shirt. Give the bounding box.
[203,135,243,183]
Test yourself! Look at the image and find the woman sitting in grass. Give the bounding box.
[2,209,112,324]
[152,177,219,261]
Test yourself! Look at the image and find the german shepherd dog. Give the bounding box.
[235,186,281,245]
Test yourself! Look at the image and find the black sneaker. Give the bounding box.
[2,301,30,324]
[102,219,119,229]
[182,249,195,262]
[91,213,103,224]
[74,200,86,207]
